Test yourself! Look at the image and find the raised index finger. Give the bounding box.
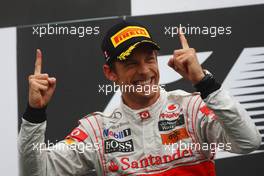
[34,49,42,74]
[179,27,189,49]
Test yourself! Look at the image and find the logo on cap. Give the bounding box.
[111,26,150,48]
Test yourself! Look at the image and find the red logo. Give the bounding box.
[160,128,189,144]
[160,112,180,119]
[160,105,182,119]
[139,111,150,120]
[166,103,180,113]
[66,128,88,142]
[108,160,119,172]
[168,104,176,111]
[200,105,212,116]
[120,148,193,171]
[200,105,217,120]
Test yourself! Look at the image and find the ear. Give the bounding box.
[103,64,117,81]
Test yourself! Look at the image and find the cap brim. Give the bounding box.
[133,40,160,51]
[117,39,160,61]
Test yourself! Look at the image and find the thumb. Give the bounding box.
[48,77,56,85]
[46,78,56,96]
[167,57,174,68]
[168,57,179,71]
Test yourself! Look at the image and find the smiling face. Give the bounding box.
[103,44,160,109]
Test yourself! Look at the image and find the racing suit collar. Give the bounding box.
[120,89,167,122]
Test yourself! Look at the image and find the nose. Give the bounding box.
[136,60,150,75]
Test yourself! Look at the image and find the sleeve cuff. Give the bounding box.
[194,74,221,99]
[23,103,47,123]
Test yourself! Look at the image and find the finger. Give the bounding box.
[48,77,56,85]
[168,55,185,72]
[35,79,49,86]
[179,28,189,49]
[29,73,49,81]
[173,56,185,71]
[31,81,48,91]
[173,49,190,56]
[47,84,56,94]
[34,49,42,75]
[174,53,192,65]
[46,79,56,98]
[167,57,174,68]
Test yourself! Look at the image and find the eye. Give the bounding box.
[125,61,137,67]
[146,56,155,63]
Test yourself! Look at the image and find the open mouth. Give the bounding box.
[133,77,155,86]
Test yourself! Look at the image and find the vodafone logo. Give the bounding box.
[160,103,182,119]
[66,128,88,142]
[71,129,81,136]
[139,111,150,120]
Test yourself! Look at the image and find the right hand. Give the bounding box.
[28,49,56,109]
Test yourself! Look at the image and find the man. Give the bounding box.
[18,21,261,176]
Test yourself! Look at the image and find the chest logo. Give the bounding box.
[158,114,185,131]
[139,110,151,120]
[160,128,189,145]
[105,139,134,153]
[103,128,131,139]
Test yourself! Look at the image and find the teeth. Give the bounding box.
[135,78,152,85]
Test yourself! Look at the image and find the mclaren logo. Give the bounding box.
[111,26,150,48]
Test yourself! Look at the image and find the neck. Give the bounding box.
[122,91,160,110]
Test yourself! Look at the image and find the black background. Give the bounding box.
[0,0,130,27]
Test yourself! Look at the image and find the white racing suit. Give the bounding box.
[18,88,261,176]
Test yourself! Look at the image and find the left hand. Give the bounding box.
[168,29,205,84]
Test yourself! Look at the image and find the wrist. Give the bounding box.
[23,103,47,123]
[191,71,205,85]
[194,70,221,99]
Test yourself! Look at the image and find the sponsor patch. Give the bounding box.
[111,26,150,48]
[105,139,134,153]
[66,128,88,142]
[160,128,189,145]
[160,112,181,119]
[160,103,182,119]
[65,138,75,145]
[139,110,151,120]
[108,160,119,172]
[158,114,185,131]
[166,104,180,113]
[103,128,131,139]
[200,105,217,119]
[118,148,193,171]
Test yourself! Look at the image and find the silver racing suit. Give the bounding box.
[18,88,261,176]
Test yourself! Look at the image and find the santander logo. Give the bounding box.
[108,160,119,172]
